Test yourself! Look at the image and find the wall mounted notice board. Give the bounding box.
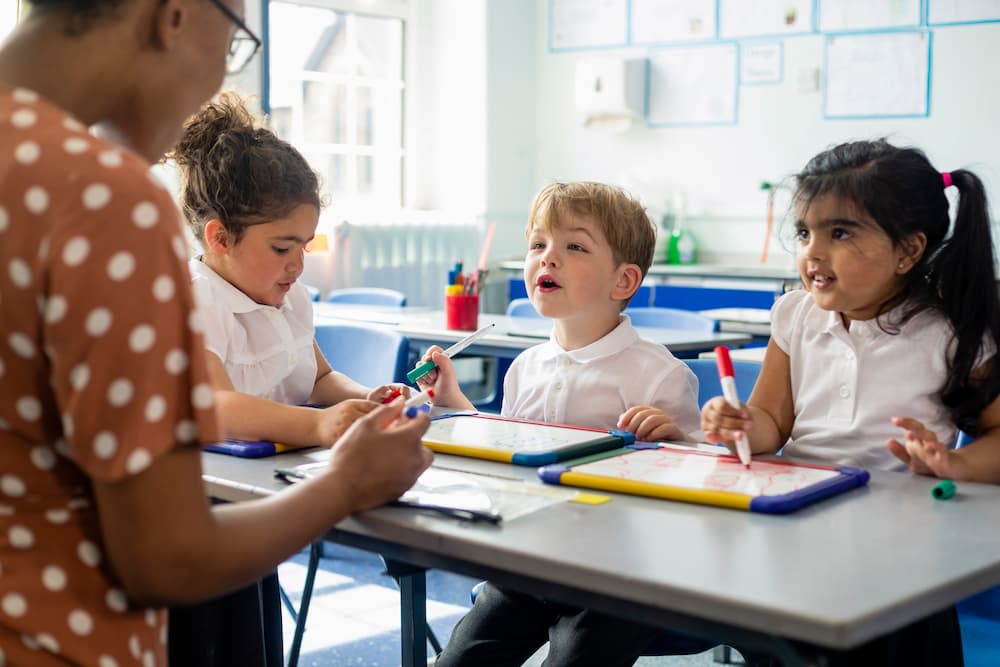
[538,443,870,514]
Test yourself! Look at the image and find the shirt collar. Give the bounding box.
[536,316,639,363]
[189,257,295,315]
[802,296,903,341]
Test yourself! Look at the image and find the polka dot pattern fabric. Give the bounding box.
[0,88,219,665]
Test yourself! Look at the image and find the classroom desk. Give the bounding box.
[202,448,1000,667]
[313,303,753,355]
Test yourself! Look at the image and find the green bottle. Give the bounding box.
[666,192,697,264]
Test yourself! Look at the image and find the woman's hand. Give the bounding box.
[324,400,434,512]
[316,399,379,446]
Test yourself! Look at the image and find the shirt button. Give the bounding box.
[845,350,855,361]
[554,382,563,390]
[560,357,571,367]
[839,385,850,398]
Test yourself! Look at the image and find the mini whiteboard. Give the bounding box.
[423,413,634,466]
[817,0,922,32]
[550,0,628,51]
[719,0,814,39]
[647,43,738,126]
[630,0,717,44]
[928,0,1000,25]
[538,445,869,514]
[824,31,931,118]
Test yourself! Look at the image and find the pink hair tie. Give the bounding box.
[941,171,953,188]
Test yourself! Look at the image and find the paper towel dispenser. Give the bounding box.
[573,57,646,131]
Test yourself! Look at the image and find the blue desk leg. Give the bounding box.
[398,569,428,667]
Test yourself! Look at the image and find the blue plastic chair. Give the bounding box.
[302,283,321,301]
[506,297,544,318]
[682,358,760,408]
[313,322,410,386]
[625,307,718,333]
[953,430,1000,667]
[326,287,407,308]
[284,323,412,667]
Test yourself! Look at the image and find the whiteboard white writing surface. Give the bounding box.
[551,0,628,50]
[928,0,1000,25]
[817,0,922,32]
[719,0,814,38]
[630,0,717,44]
[741,42,783,84]
[648,43,738,125]
[824,31,930,118]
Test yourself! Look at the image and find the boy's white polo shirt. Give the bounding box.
[189,258,317,405]
[772,289,960,471]
[501,317,700,435]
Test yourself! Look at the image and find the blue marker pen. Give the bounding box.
[404,388,435,418]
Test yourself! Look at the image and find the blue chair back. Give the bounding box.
[683,358,760,408]
[326,287,407,308]
[314,323,410,386]
[625,307,718,333]
[506,298,544,318]
[302,283,321,302]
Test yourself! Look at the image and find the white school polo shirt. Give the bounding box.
[189,258,317,405]
[772,289,961,471]
[501,317,700,435]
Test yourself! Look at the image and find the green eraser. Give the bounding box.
[406,360,436,384]
[931,479,956,500]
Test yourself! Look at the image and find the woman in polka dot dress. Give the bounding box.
[0,3,433,666]
[172,92,411,454]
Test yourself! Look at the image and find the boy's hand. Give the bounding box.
[701,396,752,454]
[325,401,433,512]
[413,345,475,411]
[618,406,688,442]
[888,417,971,480]
[317,398,379,446]
[366,383,412,404]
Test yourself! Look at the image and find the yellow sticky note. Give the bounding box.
[570,492,611,505]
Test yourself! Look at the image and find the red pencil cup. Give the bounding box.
[445,294,479,331]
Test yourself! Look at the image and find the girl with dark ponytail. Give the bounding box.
[702,138,1000,667]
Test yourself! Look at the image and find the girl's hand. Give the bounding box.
[317,398,379,446]
[618,406,688,442]
[413,345,474,411]
[888,417,971,480]
[325,401,433,512]
[366,383,412,404]
[701,396,752,454]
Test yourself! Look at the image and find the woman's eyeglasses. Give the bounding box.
[207,0,262,75]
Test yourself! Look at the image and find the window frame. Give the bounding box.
[263,0,409,209]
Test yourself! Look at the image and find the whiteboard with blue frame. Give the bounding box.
[823,31,932,119]
[647,42,739,126]
[630,0,717,45]
[550,0,628,51]
[927,0,1000,25]
[718,0,814,39]
[817,0,922,32]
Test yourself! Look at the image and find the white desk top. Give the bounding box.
[313,304,753,354]
[202,448,1000,651]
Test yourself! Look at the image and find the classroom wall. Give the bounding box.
[514,7,1000,266]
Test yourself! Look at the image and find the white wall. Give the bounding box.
[519,9,1000,265]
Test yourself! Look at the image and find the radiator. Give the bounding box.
[302,218,484,308]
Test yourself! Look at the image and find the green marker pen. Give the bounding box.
[931,479,956,500]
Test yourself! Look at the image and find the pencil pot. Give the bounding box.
[445,294,479,331]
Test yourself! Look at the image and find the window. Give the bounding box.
[268,1,405,211]
[0,2,23,42]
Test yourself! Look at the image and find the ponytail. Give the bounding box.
[928,169,1000,433]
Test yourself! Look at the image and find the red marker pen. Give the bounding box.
[715,346,752,468]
